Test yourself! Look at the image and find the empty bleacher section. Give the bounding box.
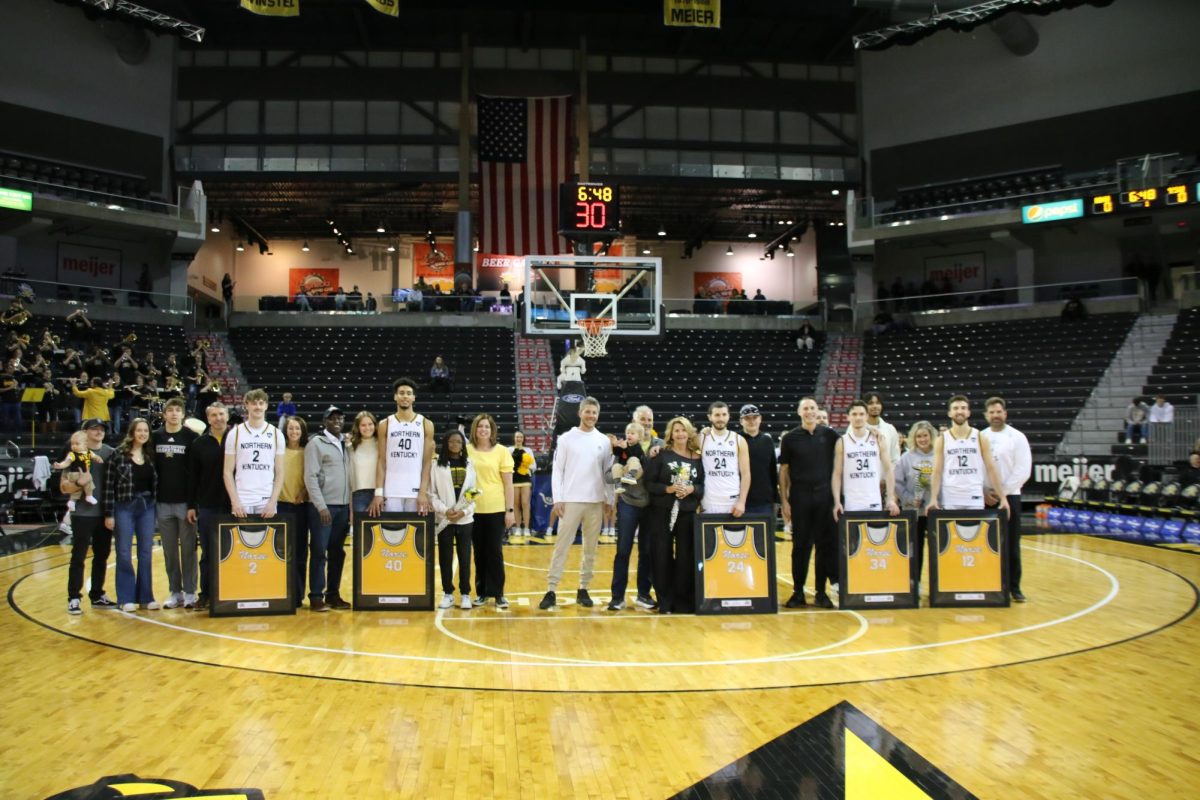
[574,329,824,440]
[861,313,1137,456]
[1144,306,1200,406]
[0,151,161,211]
[228,327,518,436]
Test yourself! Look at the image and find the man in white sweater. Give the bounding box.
[540,396,612,610]
[982,396,1033,603]
[865,392,902,465]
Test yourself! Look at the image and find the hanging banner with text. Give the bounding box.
[363,0,398,17]
[924,252,985,292]
[664,0,720,28]
[57,243,122,289]
[289,268,339,298]
[694,271,742,299]
[413,241,459,292]
[476,253,524,292]
[240,0,299,17]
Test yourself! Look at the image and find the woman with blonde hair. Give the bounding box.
[467,413,514,608]
[895,420,936,593]
[644,416,705,614]
[508,430,536,542]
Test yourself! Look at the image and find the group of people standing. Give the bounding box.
[63,378,1032,617]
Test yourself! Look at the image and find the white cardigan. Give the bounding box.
[429,459,478,533]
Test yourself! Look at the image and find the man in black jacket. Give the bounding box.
[186,402,231,610]
[154,398,198,608]
[738,404,779,519]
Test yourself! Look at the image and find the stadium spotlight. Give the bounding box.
[831,189,840,196]
[641,247,651,255]
[786,247,795,257]
[725,246,733,256]
[376,222,386,233]
[387,243,396,253]
[210,223,220,233]
[235,243,244,252]
[657,224,667,237]
[332,227,340,235]
[301,241,310,252]
[747,231,757,239]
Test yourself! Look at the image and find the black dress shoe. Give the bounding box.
[538,591,557,610]
[576,589,594,608]
[784,592,807,608]
[813,592,834,609]
[1011,589,1027,603]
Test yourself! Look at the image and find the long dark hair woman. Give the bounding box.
[430,430,478,610]
[103,417,158,612]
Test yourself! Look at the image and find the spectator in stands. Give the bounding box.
[876,282,889,312]
[1061,295,1087,321]
[36,368,61,434]
[890,277,905,310]
[1183,451,1200,486]
[348,285,362,311]
[558,345,586,389]
[938,277,954,303]
[796,320,816,351]
[304,406,352,613]
[334,286,347,311]
[0,369,20,432]
[295,285,312,312]
[692,290,706,314]
[185,365,206,416]
[430,356,452,394]
[222,273,235,320]
[366,292,378,311]
[72,376,114,425]
[989,277,1005,304]
[85,346,112,380]
[499,283,512,305]
[136,264,157,309]
[1125,396,1150,444]
[1149,394,1175,429]
[276,392,297,425]
[753,288,766,302]
[104,417,158,612]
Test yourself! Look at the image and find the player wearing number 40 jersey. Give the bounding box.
[369,377,435,516]
[831,399,900,521]
[223,389,285,518]
[927,395,1008,517]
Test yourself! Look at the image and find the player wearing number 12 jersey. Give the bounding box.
[831,399,900,520]
[927,395,1008,517]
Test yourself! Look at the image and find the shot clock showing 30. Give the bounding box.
[559,181,621,239]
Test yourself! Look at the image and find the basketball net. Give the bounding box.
[579,318,616,358]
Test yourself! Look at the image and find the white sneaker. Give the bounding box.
[438,593,454,609]
[85,495,98,505]
[120,602,136,612]
[613,486,626,495]
[163,592,184,609]
[67,598,82,615]
[183,593,197,609]
[620,475,639,485]
[142,601,161,611]
[66,499,77,512]
[460,595,472,610]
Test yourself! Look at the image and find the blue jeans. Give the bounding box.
[1125,422,1145,443]
[277,501,310,604]
[610,501,653,600]
[352,489,373,514]
[114,494,156,605]
[307,504,349,600]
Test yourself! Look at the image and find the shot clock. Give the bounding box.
[559,181,621,239]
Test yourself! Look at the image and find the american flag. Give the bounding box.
[478,95,574,256]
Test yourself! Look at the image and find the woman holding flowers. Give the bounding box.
[431,429,479,610]
[645,416,705,614]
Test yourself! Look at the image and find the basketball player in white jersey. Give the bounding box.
[700,401,750,516]
[927,395,1009,517]
[223,388,285,518]
[369,377,434,515]
[831,400,900,520]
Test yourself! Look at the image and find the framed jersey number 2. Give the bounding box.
[927,509,1008,607]
[694,514,777,614]
[838,510,919,609]
[353,513,435,610]
[211,515,296,617]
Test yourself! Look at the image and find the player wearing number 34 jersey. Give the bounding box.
[831,399,899,521]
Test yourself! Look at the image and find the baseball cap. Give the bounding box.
[323,405,343,418]
[82,418,108,430]
[739,404,761,417]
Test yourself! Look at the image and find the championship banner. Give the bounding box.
[927,509,1009,607]
[694,514,777,614]
[210,515,296,617]
[289,267,338,298]
[664,0,720,28]
[413,242,457,292]
[353,513,435,610]
[240,0,300,17]
[363,0,398,17]
[838,510,919,610]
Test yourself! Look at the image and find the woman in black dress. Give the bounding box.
[645,416,705,614]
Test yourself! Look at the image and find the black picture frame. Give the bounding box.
[209,513,296,618]
[837,510,920,610]
[694,513,777,615]
[352,512,435,611]
[926,509,1010,607]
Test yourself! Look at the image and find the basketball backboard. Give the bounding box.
[521,255,663,339]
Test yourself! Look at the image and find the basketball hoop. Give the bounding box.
[579,317,616,357]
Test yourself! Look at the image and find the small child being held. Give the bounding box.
[54,430,101,512]
[611,421,645,495]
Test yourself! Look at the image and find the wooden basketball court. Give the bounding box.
[2,533,1196,798]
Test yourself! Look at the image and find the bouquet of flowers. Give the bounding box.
[668,462,695,530]
[452,486,481,514]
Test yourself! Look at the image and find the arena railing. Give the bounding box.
[853,276,1140,328]
[5,277,193,315]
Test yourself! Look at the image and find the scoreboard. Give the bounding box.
[1089,183,1194,215]
[559,181,621,239]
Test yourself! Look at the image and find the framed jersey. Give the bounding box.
[210,514,296,617]
[694,514,777,615]
[353,512,435,610]
[927,509,1009,607]
[838,510,919,609]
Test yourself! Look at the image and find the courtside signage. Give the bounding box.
[0,187,32,211]
[1021,199,1083,224]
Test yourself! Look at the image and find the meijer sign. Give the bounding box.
[57,243,122,289]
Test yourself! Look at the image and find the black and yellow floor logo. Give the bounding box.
[45,774,265,799]
[672,701,976,799]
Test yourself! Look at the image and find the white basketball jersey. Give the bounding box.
[384,413,425,499]
[702,429,742,504]
[942,428,985,509]
[230,421,281,505]
[842,429,882,511]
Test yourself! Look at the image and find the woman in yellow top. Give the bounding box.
[72,376,115,421]
[277,416,311,609]
[466,413,514,609]
[508,430,537,542]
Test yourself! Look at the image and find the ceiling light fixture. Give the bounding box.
[725,246,733,256]
[747,232,757,239]
[387,243,396,253]
[657,225,666,237]
[235,244,244,252]
[376,222,386,233]
[301,241,310,252]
